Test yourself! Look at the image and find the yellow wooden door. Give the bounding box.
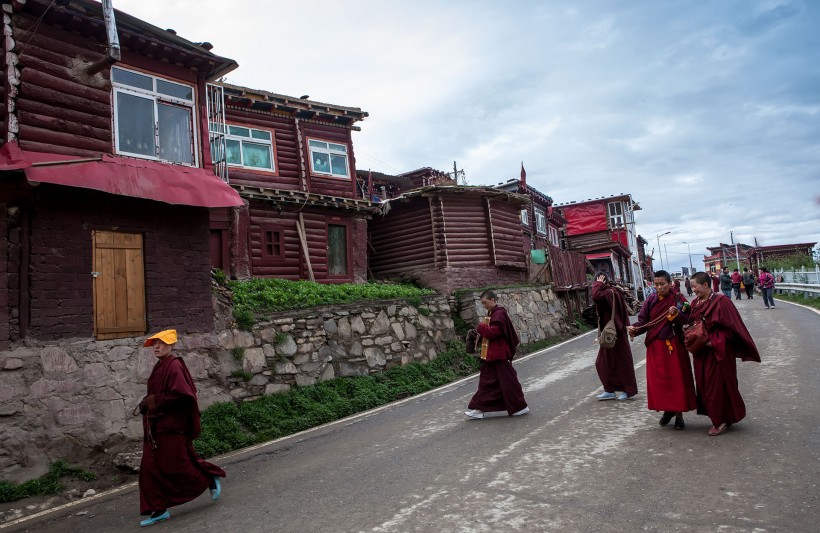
[92,231,146,340]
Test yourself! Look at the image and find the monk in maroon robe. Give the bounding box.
[687,273,761,436]
[628,270,696,429]
[592,275,638,400]
[466,290,529,418]
[138,329,226,527]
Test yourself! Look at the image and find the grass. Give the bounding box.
[774,293,820,310]
[0,461,96,503]
[231,347,245,362]
[230,369,252,382]
[228,279,434,330]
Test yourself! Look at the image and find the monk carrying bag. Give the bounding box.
[597,292,618,349]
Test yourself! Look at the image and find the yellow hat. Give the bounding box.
[143,329,178,347]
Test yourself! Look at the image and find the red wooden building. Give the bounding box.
[555,194,643,294]
[494,178,565,254]
[703,243,755,272]
[745,242,816,271]
[369,185,529,294]
[210,83,379,283]
[0,0,242,347]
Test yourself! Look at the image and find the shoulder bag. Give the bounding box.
[598,291,618,349]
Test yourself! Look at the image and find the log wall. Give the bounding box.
[369,200,435,275]
[247,201,365,282]
[488,198,526,267]
[440,195,493,268]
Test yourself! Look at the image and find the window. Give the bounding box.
[261,227,285,260]
[327,224,348,276]
[112,67,196,165]
[521,209,529,226]
[608,201,624,228]
[534,208,547,235]
[308,139,349,178]
[220,125,275,171]
[548,226,560,246]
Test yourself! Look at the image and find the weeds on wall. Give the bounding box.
[0,461,96,503]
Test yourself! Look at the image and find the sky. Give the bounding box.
[116,0,820,273]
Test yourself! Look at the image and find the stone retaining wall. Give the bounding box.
[0,296,455,483]
[456,286,569,344]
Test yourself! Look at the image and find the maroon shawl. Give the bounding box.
[476,305,520,361]
[688,293,761,362]
[632,291,689,344]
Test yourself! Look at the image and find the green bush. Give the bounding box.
[228,278,434,315]
[231,347,245,362]
[233,307,254,331]
[0,461,96,503]
[230,370,252,382]
[212,268,227,286]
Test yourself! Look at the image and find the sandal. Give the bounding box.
[659,412,675,427]
[708,423,728,436]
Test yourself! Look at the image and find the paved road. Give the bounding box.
[5,297,819,532]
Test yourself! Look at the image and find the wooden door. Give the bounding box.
[92,231,146,340]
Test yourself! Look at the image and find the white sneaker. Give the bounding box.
[465,409,484,419]
[512,407,530,416]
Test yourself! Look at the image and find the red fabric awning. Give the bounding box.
[0,143,243,208]
[585,252,611,260]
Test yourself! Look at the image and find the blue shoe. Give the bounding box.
[616,392,629,401]
[210,477,222,501]
[140,511,170,527]
[596,392,616,401]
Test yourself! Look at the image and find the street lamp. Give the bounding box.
[656,231,671,270]
[682,241,694,274]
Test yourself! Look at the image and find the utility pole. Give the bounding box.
[449,161,465,184]
[731,231,741,270]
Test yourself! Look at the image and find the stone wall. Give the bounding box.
[0,295,455,482]
[456,286,569,344]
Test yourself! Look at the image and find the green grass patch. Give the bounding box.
[231,347,245,362]
[230,370,252,382]
[194,340,478,458]
[0,460,96,503]
[229,279,435,324]
[453,283,543,302]
[774,293,820,310]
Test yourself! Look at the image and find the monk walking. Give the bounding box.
[465,290,529,419]
[628,270,697,429]
[137,329,226,527]
[687,273,761,436]
[592,274,638,401]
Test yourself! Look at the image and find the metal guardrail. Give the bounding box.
[774,283,820,298]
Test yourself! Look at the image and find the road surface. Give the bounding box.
[4,297,818,532]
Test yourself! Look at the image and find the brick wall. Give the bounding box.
[25,187,213,339]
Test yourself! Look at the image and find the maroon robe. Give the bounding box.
[139,355,226,515]
[469,305,527,415]
[688,293,760,428]
[591,281,638,396]
[632,292,696,412]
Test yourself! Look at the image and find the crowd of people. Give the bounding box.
[464,271,761,440]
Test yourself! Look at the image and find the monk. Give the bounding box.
[628,270,696,429]
[687,272,761,436]
[137,329,226,527]
[591,274,638,401]
[465,290,529,418]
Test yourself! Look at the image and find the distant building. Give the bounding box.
[745,242,816,270]
[703,243,755,272]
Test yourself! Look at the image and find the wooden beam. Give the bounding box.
[296,212,315,282]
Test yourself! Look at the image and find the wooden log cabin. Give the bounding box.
[369,186,530,294]
[210,83,379,283]
[0,0,243,346]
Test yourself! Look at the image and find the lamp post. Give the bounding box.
[656,231,671,270]
[682,241,694,274]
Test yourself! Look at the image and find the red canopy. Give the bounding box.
[0,143,243,208]
[585,252,611,260]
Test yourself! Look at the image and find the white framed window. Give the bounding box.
[308,138,349,178]
[222,125,275,171]
[608,201,624,228]
[112,66,197,166]
[521,209,529,226]
[548,225,560,246]
[535,208,547,235]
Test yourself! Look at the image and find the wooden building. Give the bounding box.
[703,243,755,272]
[555,194,643,297]
[355,167,454,202]
[369,186,529,294]
[0,0,243,347]
[211,83,379,283]
[745,242,816,270]
[494,178,565,255]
